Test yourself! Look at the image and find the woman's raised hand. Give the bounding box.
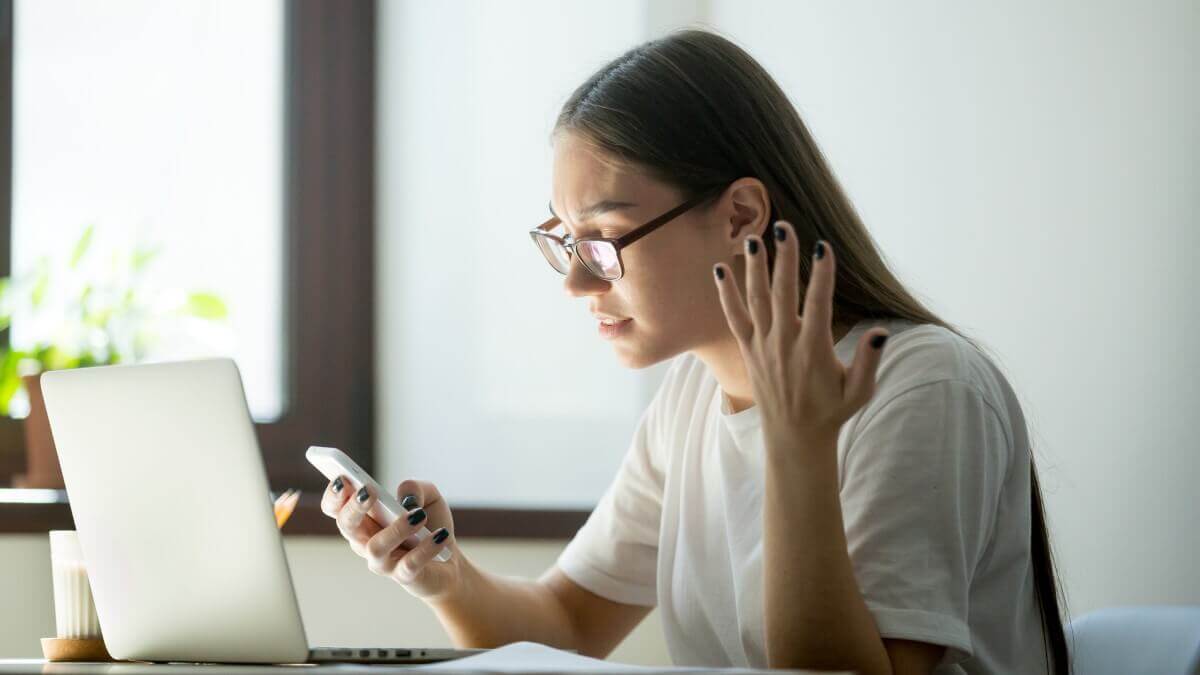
[713,221,890,454]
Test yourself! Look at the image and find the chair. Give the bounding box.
[1068,605,1200,675]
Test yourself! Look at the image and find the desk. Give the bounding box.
[0,661,838,675]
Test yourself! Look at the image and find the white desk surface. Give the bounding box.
[0,662,839,675]
[0,661,842,675]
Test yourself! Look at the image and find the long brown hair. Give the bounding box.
[555,28,1069,674]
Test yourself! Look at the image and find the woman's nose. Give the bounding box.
[563,255,610,298]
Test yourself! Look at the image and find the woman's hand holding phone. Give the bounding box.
[320,477,463,601]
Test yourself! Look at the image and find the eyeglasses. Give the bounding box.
[529,184,726,282]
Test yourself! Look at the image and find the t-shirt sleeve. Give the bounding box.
[553,374,672,607]
[840,378,1011,665]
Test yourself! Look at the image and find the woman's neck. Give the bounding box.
[694,321,856,414]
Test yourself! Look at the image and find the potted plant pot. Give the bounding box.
[13,373,65,489]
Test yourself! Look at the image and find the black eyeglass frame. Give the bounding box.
[529,184,728,281]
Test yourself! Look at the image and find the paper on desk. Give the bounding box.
[414,642,651,672]
[411,641,834,674]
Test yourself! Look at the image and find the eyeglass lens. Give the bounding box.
[533,234,571,274]
[534,235,622,281]
[576,240,621,280]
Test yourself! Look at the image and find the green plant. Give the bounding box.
[0,225,229,416]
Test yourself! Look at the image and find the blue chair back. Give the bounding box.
[1068,606,1200,675]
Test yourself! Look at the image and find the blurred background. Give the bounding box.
[0,0,1196,664]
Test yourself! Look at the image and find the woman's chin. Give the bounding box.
[610,339,673,370]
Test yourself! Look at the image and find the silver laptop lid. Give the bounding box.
[41,358,310,664]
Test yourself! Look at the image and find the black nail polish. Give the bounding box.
[433,528,450,544]
[400,495,419,510]
[715,266,725,280]
[356,486,370,503]
[407,508,427,526]
[775,224,786,242]
[814,241,826,260]
[747,239,759,255]
[332,477,344,493]
[871,334,888,349]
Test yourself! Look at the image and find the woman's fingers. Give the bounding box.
[322,477,452,567]
[743,234,772,336]
[844,329,889,412]
[799,239,836,351]
[714,262,753,344]
[320,476,350,517]
[770,221,800,333]
[394,478,442,512]
[335,484,383,553]
[390,528,453,585]
[364,507,431,576]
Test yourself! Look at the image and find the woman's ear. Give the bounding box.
[721,178,771,255]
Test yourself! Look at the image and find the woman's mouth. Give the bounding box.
[597,317,633,339]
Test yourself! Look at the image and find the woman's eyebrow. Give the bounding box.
[548,198,638,222]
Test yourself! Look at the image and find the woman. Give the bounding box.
[320,29,1068,675]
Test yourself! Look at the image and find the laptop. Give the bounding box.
[40,358,484,665]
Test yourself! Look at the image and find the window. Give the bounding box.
[0,0,377,496]
[11,0,285,420]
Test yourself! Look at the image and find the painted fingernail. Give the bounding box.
[747,238,759,255]
[774,224,787,242]
[871,334,888,349]
[714,265,725,280]
[407,508,427,526]
[814,241,826,260]
[356,486,370,503]
[433,528,450,544]
[332,477,344,493]
[400,495,419,510]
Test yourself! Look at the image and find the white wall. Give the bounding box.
[0,535,669,663]
[704,0,1200,616]
[375,0,711,510]
[376,0,1199,628]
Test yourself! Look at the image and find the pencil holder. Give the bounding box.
[42,530,117,662]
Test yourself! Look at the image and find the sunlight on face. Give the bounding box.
[549,132,735,369]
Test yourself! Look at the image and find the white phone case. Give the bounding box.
[305,446,452,562]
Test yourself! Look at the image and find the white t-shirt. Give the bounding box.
[556,318,1050,673]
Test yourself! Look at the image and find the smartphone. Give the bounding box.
[306,446,452,563]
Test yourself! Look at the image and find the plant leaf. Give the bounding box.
[185,292,228,320]
[0,277,11,331]
[0,349,22,417]
[132,245,159,272]
[31,259,50,308]
[70,225,95,269]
